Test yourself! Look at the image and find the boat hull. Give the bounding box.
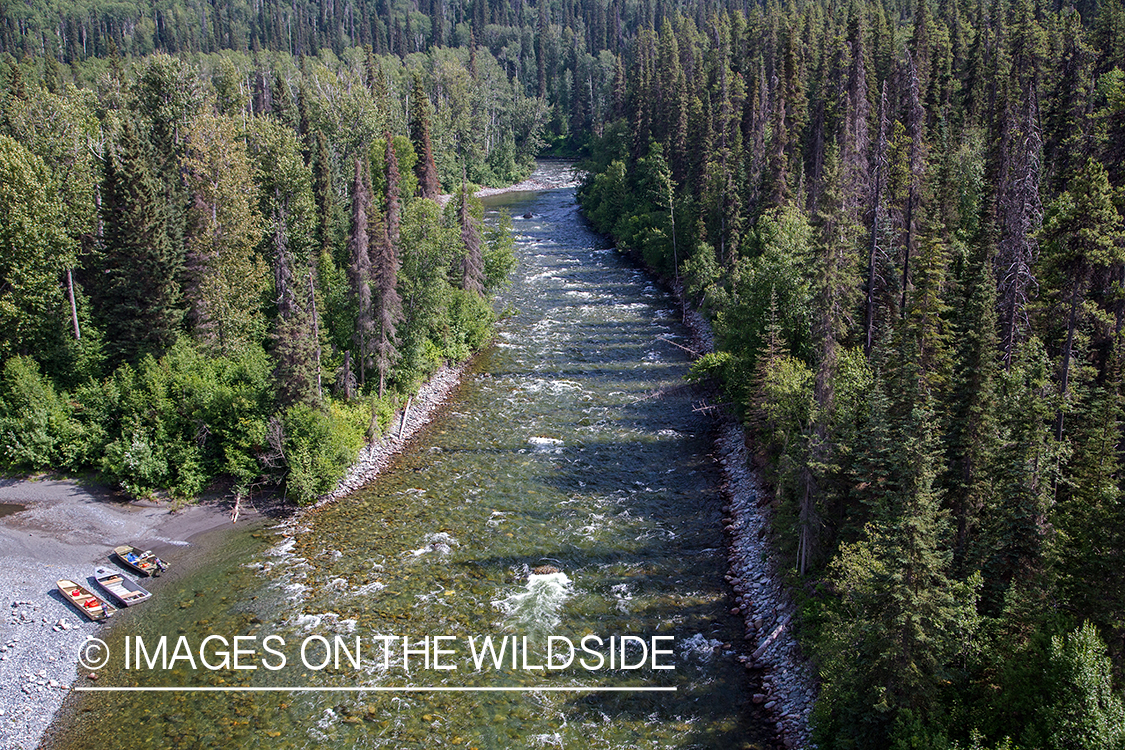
[93,567,152,606]
[57,579,112,621]
[113,545,166,577]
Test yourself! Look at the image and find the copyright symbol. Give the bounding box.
[77,637,109,671]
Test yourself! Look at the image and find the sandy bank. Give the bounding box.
[0,478,258,750]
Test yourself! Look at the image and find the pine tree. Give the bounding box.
[1040,157,1125,440]
[942,244,1001,577]
[370,202,401,399]
[181,113,267,357]
[1054,370,1125,634]
[800,143,862,574]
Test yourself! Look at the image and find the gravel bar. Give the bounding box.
[0,479,237,750]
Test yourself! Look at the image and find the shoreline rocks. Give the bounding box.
[676,282,818,750]
[315,362,468,505]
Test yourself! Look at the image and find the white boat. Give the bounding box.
[93,567,152,606]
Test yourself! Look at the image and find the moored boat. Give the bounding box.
[57,579,113,621]
[93,567,152,606]
[113,545,167,577]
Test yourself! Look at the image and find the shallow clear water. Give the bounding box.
[47,163,767,749]
[0,502,25,518]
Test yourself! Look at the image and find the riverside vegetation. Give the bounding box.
[1,0,1124,747]
[576,1,1125,749]
[0,45,527,504]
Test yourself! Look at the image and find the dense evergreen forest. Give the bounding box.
[577,0,1125,748]
[2,0,1125,746]
[0,42,529,504]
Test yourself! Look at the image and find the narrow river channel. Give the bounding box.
[46,163,769,749]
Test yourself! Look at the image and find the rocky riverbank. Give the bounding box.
[0,480,253,750]
[678,292,818,750]
[316,363,468,504]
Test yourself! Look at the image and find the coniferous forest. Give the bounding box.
[1,0,1125,746]
[0,42,527,504]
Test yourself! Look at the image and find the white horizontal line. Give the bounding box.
[75,686,677,693]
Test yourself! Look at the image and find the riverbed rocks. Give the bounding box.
[530,565,561,575]
[676,280,817,750]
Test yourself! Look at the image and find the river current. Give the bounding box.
[47,162,767,749]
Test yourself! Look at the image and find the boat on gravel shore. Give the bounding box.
[113,545,167,577]
[93,567,152,606]
[57,579,114,621]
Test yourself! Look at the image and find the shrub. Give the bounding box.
[281,400,366,505]
[0,356,77,471]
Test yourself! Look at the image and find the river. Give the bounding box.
[45,162,769,749]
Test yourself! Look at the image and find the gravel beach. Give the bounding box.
[1,363,469,750]
[0,479,245,750]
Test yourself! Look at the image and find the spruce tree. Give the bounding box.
[409,75,440,200]
[942,244,1001,578]
[96,119,183,364]
[1040,157,1125,439]
[370,200,402,399]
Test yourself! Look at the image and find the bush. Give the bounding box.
[97,339,272,498]
[0,355,76,470]
[281,399,366,505]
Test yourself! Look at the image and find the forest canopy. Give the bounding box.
[2,0,1125,745]
[0,40,522,504]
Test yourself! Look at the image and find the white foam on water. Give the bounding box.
[493,572,574,633]
[268,537,296,557]
[680,632,722,662]
[610,582,633,613]
[528,436,564,453]
[409,531,459,557]
[518,378,584,395]
[529,732,565,747]
[295,613,322,629]
[350,581,385,597]
[316,707,337,730]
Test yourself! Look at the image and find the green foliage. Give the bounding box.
[98,339,272,498]
[483,210,518,291]
[1046,622,1125,750]
[0,356,77,471]
[0,135,74,366]
[714,205,816,393]
[280,400,367,505]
